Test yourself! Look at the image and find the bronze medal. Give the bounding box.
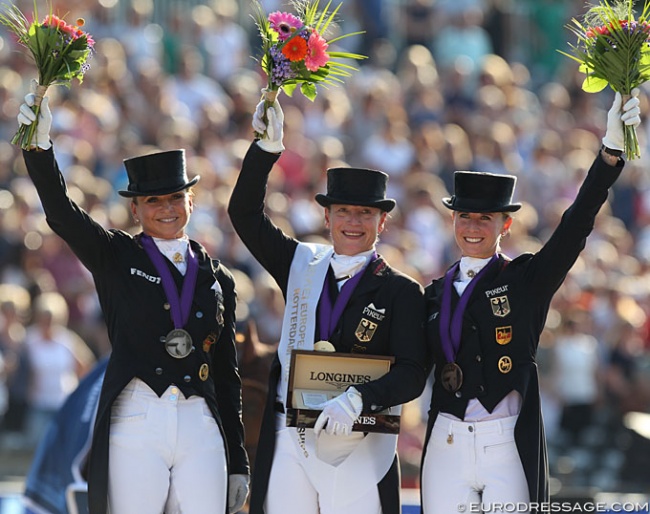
[164,328,193,359]
[199,363,209,381]
[313,340,336,352]
[440,362,463,392]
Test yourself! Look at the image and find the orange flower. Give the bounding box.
[282,36,308,62]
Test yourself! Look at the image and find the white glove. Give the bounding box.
[254,99,285,153]
[602,88,641,151]
[17,93,52,150]
[314,386,363,437]
[228,474,249,514]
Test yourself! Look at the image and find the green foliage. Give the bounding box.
[560,0,650,158]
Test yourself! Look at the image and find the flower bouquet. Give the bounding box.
[0,2,94,150]
[252,0,366,138]
[560,0,650,159]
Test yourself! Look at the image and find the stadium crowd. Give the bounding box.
[0,0,649,498]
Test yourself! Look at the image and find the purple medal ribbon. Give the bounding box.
[438,255,497,363]
[318,252,376,341]
[140,234,199,329]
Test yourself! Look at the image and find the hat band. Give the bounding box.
[450,196,513,211]
[325,193,387,203]
[128,176,190,193]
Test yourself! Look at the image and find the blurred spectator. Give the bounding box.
[0,284,30,438]
[603,320,650,422]
[552,311,602,445]
[197,0,251,85]
[23,292,95,448]
[432,5,493,93]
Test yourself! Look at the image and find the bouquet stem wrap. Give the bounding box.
[621,93,640,158]
[12,83,49,149]
[256,88,280,140]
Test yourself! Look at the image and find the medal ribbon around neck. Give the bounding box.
[140,234,199,329]
[318,252,376,341]
[439,254,497,363]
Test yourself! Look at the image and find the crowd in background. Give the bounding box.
[0,0,649,498]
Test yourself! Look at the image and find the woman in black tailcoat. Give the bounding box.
[421,91,641,513]
[16,93,249,514]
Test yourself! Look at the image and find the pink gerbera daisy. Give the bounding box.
[268,11,302,41]
[305,31,329,71]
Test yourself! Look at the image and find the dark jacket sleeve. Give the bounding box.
[22,147,114,273]
[227,142,298,295]
[213,264,249,475]
[355,277,428,411]
[524,153,623,296]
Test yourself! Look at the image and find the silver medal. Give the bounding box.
[165,328,193,359]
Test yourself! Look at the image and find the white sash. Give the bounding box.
[277,242,333,405]
[277,242,400,506]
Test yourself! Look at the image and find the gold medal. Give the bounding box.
[199,363,209,381]
[164,328,193,359]
[313,340,336,352]
[440,362,463,392]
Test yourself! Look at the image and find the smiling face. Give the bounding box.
[452,211,512,258]
[324,204,387,256]
[131,190,193,240]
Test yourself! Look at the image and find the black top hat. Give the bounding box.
[118,149,200,198]
[442,171,521,213]
[315,167,396,212]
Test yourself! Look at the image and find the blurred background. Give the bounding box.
[0,0,649,511]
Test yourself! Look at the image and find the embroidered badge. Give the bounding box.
[199,363,210,381]
[362,303,386,322]
[372,260,388,276]
[203,332,217,352]
[355,318,378,342]
[490,295,511,317]
[498,356,512,373]
[495,326,512,345]
[215,292,225,325]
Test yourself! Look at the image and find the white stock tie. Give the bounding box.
[330,254,368,289]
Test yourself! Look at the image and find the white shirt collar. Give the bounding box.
[458,255,493,282]
[330,249,374,280]
[152,236,189,273]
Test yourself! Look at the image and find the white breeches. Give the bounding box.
[421,415,529,514]
[108,378,227,514]
[264,413,382,514]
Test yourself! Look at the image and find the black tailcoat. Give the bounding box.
[22,148,249,514]
[423,154,623,505]
[228,143,428,514]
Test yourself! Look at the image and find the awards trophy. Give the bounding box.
[285,349,400,434]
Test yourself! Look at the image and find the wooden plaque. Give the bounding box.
[285,350,400,434]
